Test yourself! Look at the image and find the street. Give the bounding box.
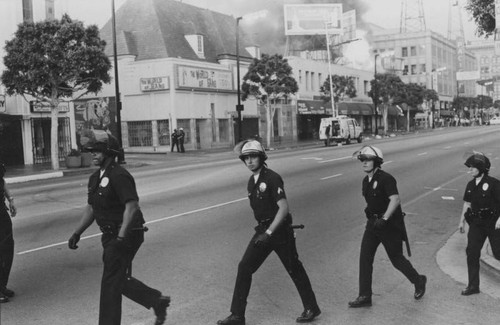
[3,126,500,324]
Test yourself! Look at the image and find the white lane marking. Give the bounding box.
[423,186,458,192]
[403,173,466,207]
[417,152,428,156]
[321,173,342,180]
[444,146,452,149]
[319,156,351,163]
[442,196,455,200]
[17,197,248,255]
[301,157,323,161]
[384,160,393,165]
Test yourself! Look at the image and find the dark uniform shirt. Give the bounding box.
[247,167,287,222]
[463,175,500,212]
[362,169,403,219]
[87,162,139,226]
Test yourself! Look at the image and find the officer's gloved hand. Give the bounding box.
[68,233,80,250]
[374,218,387,230]
[254,233,271,248]
[111,236,131,250]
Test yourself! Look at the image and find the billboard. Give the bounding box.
[177,65,233,90]
[284,4,343,36]
[456,70,480,81]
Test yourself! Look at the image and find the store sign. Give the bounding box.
[30,101,69,113]
[297,100,332,115]
[0,95,5,112]
[140,77,169,92]
[284,4,343,36]
[177,65,232,90]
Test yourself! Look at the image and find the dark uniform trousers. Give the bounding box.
[230,224,318,316]
[0,207,14,290]
[99,231,161,325]
[466,217,500,289]
[359,219,419,297]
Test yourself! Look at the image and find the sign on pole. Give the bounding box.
[284,4,343,36]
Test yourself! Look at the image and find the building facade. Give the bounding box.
[371,29,477,119]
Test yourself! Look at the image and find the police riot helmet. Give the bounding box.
[464,152,490,174]
[353,146,383,166]
[235,139,267,162]
[83,130,120,157]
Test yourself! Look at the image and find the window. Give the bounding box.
[402,47,408,57]
[420,64,426,73]
[410,46,416,56]
[218,119,229,142]
[128,121,152,147]
[305,71,310,91]
[197,35,203,53]
[403,65,409,75]
[311,72,315,91]
[411,64,417,75]
[157,120,170,146]
[364,80,369,96]
[299,70,302,85]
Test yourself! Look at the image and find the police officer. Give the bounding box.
[178,128,185,153]
[67,131,170,325]
[458,152,500,296]
[217,140,320,325]
[171,129,179,152]
[0,162,16,303]
[348,146,427,308]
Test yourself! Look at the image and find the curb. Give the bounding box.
[481,242,500,277]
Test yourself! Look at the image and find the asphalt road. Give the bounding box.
[3,126,500,325]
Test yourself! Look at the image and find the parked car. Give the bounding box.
[489,116,500,125]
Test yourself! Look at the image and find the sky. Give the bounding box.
[55,0,484,43]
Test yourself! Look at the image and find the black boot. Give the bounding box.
[461,286,480,296]
[296,306,321,322]
[217,314,245,325]
[414,275,427,300]
[348,296,372,308]
[153,296,170,325]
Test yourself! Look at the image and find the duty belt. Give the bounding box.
[470,208,497,219]
[99,223,149,235]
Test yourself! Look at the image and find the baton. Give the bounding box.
[291,224,305,229]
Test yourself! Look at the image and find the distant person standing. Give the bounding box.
[171,129,179,152]
[0,162,16,303]
[178,128,185,153]
[348,146,427,308]
[458,152,500,296]
[325,124,331,147]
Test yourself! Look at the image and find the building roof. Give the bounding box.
[99,0,251,62]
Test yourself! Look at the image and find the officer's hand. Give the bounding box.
[68,233,80,250]
[374,218,387,230]
[459,219,466,233]
[254,233,271,248]
[8,201,16,218]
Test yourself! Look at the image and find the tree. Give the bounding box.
[465,0,495,37]
[1,14,111,170]
[368,73,405,135]
[241,54,298,148]
[319,75,357,115]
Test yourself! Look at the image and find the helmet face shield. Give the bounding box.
[234,139,267,162]
[352,146,383,164]
[82,130,120,157]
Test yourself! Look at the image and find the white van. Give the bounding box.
[319,116,363,146]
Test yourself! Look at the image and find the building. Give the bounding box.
[0,0,74,166]
[466,40,498,101]
[78,0,262,153]
[286,55,375,139]
[371,29,477,120]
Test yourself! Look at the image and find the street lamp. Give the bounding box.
[235,10,267,143]
[111,0,125,163]
[373,51,395,135]
[430,67,446,129]
[236,17,243,142]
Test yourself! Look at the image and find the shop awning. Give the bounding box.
[337,102,373,116]
[297,100,333,115]
[439,109,455,117]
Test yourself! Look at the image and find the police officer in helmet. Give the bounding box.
[68,130,170,325]
[348,146,427,308]
[458,152,500,296]
[217,140,320,325]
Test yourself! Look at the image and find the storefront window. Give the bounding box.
[157,120,170,146]
[218,119,229,142]
[128,121,152,147]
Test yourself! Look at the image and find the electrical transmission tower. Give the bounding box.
[400,0,426,33]
[448,0,466,72]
